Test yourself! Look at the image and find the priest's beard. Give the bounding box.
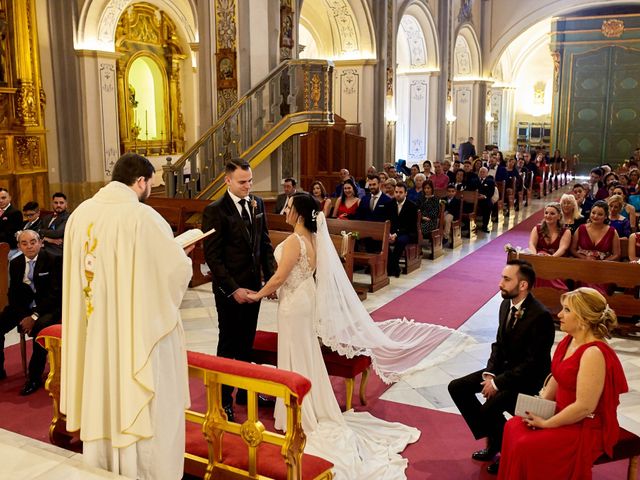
[138,182,152,203]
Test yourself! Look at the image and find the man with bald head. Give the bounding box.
[0,229,62,394]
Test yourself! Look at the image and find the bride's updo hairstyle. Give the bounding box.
[291,192,320,233]
[560,287,617,339]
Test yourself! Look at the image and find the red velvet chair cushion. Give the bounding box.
[594,427,640,464]
[185,422,333,479]
[187,351,311,403]
[36,324,62,347]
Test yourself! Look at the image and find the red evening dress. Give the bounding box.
[533,225,568,290]
[335,199,359,219]
[498,335,628,480]
[575,224,615,260]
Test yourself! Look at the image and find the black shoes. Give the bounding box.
[471,447,498,462]
[235,393,275,407]
[222,404,235,422]
[19,379,41,396]
[487,460,500,475]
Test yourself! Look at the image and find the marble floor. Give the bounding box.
[3,179,639,475]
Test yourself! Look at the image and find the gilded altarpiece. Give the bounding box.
[215,0,238,117]
[115,3,186,155]
[551,14,640,171]
[0,0,49,209]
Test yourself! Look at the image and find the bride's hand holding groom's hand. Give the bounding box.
[233,288,258,304]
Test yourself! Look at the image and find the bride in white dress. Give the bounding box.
[248,193,470,479]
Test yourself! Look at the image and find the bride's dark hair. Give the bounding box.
[291,192,320,233]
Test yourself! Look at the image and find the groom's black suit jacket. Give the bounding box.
[203,191,275,295]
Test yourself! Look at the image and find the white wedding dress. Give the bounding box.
[273,233,420,479]
[270,214,472,479]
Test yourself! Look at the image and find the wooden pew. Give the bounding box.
[402,209,425,271]
[460,191,479,238]
[146,197,213,287]
[326,218,391,292]
[150,204,186,234]
[36,325,334,480]
[421,203,444,260]
[507,251,640,336]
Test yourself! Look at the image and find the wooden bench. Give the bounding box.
[326,218,391,292]
[421,202,444,260]
[402,209,425,271]
[460,191,479,238]
[36,325,334,480]
[252,330,371,412]
[506,251,640,336]
[146,197,213,287]
[594,426,640,480]
[150,204,186,234]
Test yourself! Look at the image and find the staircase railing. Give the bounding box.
[163,59,334,199]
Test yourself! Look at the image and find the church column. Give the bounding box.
[369,0,391,169]
[436,0,453,160]
[196,1,214,138]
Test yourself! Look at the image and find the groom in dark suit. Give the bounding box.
[448,259,554,475]
[203,159,276,419]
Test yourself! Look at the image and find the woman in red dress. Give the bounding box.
[528,203,571,256]
[570,200,620,261]
[331,178,360,219]
[629,232,640,262]
[498,288,628,480]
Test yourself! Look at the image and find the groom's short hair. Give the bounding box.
[225,159,251,174]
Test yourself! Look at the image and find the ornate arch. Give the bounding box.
[454,24,481,78]
[397,0,439,70]
[76,0,197,51]
[299,0,376,59]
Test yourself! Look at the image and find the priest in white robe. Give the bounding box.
[60,153,193,479]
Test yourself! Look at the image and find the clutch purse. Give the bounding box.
[514,393,556,420]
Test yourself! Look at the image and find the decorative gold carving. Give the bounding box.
[215,0,238,117]
[16,81,38,125]
[15,135,40,167]
[0,8,8,85]
[240,420,265,447]
[551,51,561,91]
[602,19,624,38]
[311,73,321,109]
[0,137,7,169]
[0,92,10,128]
[216,0,237,50]
[303,68,310,111]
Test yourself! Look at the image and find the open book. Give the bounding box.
[175,228,215,248]
[514,393,556,420]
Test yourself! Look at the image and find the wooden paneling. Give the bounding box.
[299,115,366,194]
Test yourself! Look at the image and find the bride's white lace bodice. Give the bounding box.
[274,233,315,299]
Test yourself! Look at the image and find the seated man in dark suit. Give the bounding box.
[477,167,496,233]
[386,182,418,277]
[0,188,25,258]
[274,178,298,214]
[356,175,392,222]
[448,260,554,475]
[39,192,70,257]
[0,229,62,395]
[442,184,461,247]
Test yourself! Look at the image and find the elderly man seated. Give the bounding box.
[0,229,62,395]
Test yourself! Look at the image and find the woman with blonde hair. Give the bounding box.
[606,194,631,238]
[559,193,585,234]
[529,202,571,256]
[499,288,628,480]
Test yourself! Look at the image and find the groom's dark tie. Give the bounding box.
[238,198,252,238]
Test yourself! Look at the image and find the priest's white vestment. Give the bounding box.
[60,181,192,479]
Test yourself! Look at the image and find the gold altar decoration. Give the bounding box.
[115,2,186,155]
[0,0,49,208]
[215,0,238,117]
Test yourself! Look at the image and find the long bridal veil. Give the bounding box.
[314,212,473,383]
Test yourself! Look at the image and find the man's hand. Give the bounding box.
[389,233,397,244]
[266,292,278,300]
[20,316,36,336]
[233,288,257,304]
[480,378,497,399]
[44,237,63,245]
[183,244,196,255]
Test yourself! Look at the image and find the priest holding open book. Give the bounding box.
[61,153,194,479]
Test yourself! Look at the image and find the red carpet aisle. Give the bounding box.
[371,210,544,327]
